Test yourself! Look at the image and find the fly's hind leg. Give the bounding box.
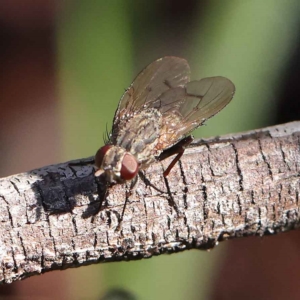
[158,135,193,177]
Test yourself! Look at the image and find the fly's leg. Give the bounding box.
[89,170,110,222]
[90,182,108,223]
[97,182,109,213]
[138,171,166,194]
[115,176,138,231]
[158,135,193,177]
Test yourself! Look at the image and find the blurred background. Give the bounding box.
[1,1,300,299]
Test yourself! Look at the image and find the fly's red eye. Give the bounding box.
[120,153,139,180]
[95,145,112,168]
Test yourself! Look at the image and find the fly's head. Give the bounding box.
[94,145,139,184]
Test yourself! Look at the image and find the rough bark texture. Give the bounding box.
[0,121,300,283]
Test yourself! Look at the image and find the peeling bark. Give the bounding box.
[0,121,300,283]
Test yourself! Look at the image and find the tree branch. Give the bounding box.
[0,121,300,283]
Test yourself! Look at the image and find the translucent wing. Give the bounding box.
[179,76,235,132]
[110,56,235,152]
[111,57,190,136]
[154,76,235,150]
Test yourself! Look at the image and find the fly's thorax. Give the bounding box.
[115,108,163,168]
[95,145,139,183]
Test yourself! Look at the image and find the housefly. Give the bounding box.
[94,56,235,184]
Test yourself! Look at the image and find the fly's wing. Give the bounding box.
[179,76,235,133]
[111,57,190,141]
[155,76,235,150]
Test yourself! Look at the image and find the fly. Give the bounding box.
[74,56,237,229]
[95,56,235,184]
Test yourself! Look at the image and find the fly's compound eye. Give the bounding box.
[95,145,112,168]
[120,153,139,180]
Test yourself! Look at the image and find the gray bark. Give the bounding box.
[0,121,300,283]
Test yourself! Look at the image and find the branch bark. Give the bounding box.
[0,121,300,283]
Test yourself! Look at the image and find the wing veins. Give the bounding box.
[183,78,219,120]
[183,87,228,123]
[134,63,167,105]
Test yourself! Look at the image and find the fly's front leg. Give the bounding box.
[88,170,110,224]
[115,176,138,231]
[158,135,193,177]
[97,181,110,213]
